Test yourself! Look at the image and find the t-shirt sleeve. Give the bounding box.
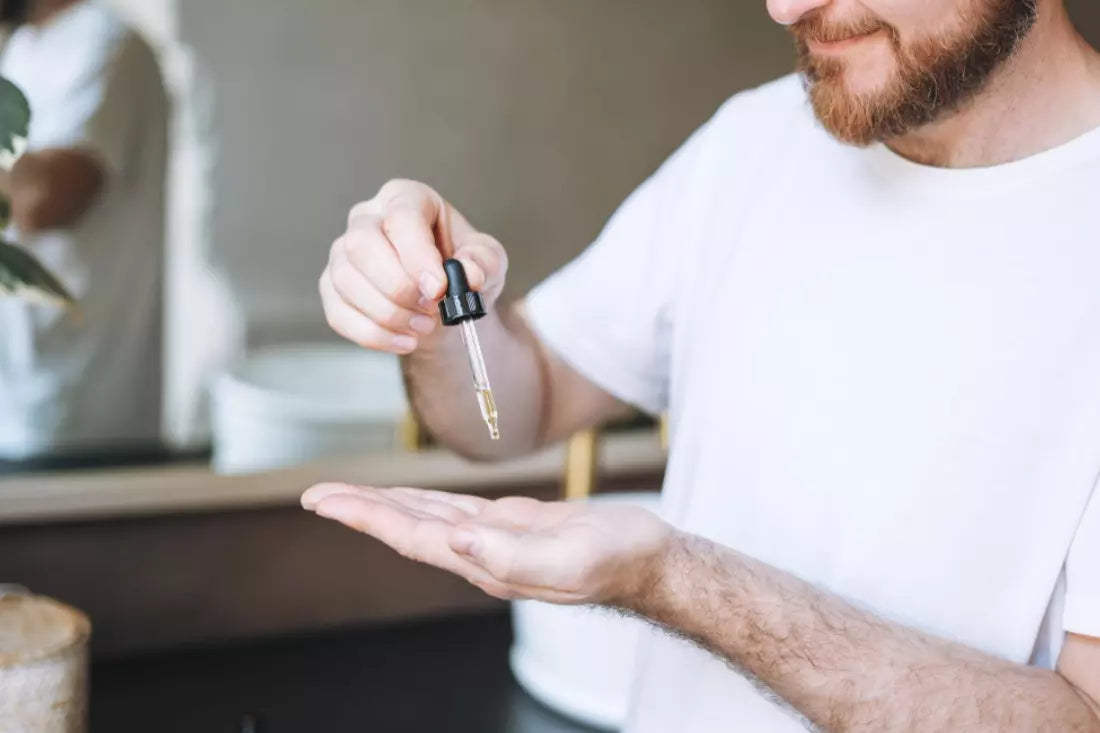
[1063,486,1100,637]
[29,31,143,179]
[524,115,717,415]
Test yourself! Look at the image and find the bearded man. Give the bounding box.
[311,1,1100,730]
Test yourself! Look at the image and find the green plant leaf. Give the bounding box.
[0,238,76,306]
[0,79,71,307]
[0,76,30,158]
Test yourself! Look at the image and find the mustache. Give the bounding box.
[792,13,892,44]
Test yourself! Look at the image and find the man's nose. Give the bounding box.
[766,0,832,25]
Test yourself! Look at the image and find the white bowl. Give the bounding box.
[211,343,406,474]
[510,491,662,730]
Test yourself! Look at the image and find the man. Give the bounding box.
[310,0,1100,729]
[0,0,167,461]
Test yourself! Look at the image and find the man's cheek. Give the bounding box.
[868,0,965,39]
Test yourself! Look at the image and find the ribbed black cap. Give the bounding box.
[439,258,486,326]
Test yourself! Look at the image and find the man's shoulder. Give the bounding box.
[669,74,820,187]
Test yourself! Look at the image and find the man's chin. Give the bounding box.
[807,85,886,146]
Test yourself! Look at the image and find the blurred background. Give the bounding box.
[1,1,1098,731]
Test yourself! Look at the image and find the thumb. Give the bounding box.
[449,524,555,586]
[448,525,509,566]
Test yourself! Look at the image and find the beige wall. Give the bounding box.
[177,0,791,342]
[177,0,1100,343]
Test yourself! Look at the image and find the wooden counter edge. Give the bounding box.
[0,430,666,525]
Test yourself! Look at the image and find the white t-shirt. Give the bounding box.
[527,74,1100,732]
[0,1,167,459]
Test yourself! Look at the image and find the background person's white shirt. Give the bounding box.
[527,74,1100,732]
[0,1,167,459]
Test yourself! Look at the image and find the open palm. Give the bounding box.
[301,484,671,605]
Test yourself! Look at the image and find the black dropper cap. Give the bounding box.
[438,258,487,326]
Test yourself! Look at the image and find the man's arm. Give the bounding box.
[2,148,104,234]
[401,299,631,459]
[300,486,1100,733]
[629,532,1100,732]
[1061,634,1100,718]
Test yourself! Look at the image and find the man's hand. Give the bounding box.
[320,180,508,356]
[319,180,625,460]
[301,483,671,605]
[303,482,1100,732]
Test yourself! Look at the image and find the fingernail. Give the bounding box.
[419,273,442,299]
[409,314,435,334]
[417,295,433,310]
[392,334,417,352]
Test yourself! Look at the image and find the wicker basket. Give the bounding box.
[0,591,90,733]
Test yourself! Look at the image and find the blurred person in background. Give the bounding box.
[0,0,167,465]
[312,0,1100,731]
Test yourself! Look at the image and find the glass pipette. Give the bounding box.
[439,258,500,440]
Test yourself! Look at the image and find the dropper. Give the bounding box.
[439,258,500,440]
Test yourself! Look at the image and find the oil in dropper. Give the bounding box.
[439,259,500,440]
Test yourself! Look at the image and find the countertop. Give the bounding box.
[0,430,665,525]
[92,611,606,733]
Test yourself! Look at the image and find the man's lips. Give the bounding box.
[805,29,885,53]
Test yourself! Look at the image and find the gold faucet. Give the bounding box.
[563,429,600,501]
[399,409,425,452]
[562,414,669,501]
[403,405,601,500]
[401,409,669,502]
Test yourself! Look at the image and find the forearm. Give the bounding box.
[403,301,548,461]
[628,533,1100,732]
[9,150,103,234]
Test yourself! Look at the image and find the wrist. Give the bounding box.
[609,524,684,612]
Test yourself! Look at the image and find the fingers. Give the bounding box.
[374,180,447,300]
[328,247,435,336]
[303,485,489,530]
[302,487,522,598]
[301,482,352,508]
[302,485,597,603]
[302,484,487,518]
[337,224,429,314]
[386,487,490,517]
[371,489,473,525]
[306,490,453,566]
[452,232,508,300]
[323,180,512,354]
[320,271,419,354]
